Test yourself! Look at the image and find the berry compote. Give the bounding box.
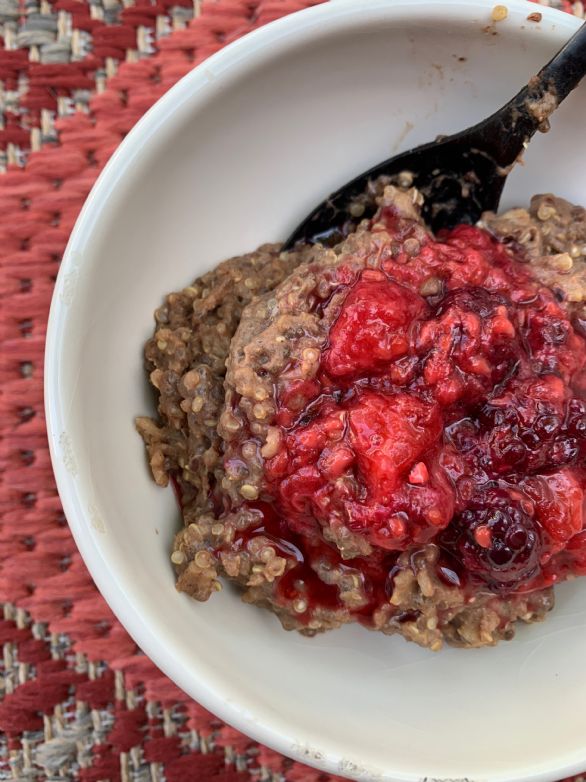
[218,192,586,644]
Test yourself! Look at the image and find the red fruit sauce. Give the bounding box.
[235,207,586,624]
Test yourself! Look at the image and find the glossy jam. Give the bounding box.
[231,501,398,622]
[237,210,586,623]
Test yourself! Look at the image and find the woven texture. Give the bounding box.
[0,0,585,779]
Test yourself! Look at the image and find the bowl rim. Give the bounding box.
[45,1,585,780]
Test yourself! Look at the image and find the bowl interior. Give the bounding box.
[46,2,586,780]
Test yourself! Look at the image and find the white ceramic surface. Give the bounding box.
[45,2,586,780]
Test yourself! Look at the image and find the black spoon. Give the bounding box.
[284,21,586,249]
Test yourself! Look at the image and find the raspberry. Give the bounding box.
[347,391,441,498]
[323,270,424,378]
[521,470,584,549]
[415,288,520,405]
[271,390,453,551]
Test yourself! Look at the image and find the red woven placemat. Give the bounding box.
[0,0,584,780]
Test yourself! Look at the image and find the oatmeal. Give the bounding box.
[137,188,586,650]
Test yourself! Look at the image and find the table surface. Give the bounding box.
[0,0,583,780]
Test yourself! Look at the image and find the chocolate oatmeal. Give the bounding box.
[137,188,586,650]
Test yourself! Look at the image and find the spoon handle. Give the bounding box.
[479,21,586,166]
[534,20,586,106]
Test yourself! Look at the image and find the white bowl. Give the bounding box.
[45,1,586,780]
